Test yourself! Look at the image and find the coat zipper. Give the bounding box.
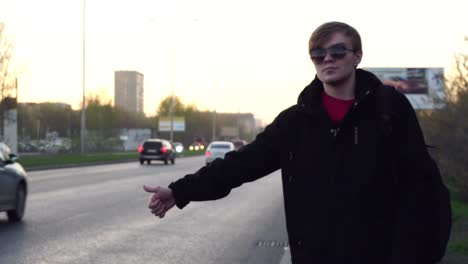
[329,90,370,184]
[331,90,370,139]
[354,126,359,145]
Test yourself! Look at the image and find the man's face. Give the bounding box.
[311,32,362,86]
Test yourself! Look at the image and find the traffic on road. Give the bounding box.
[0,155,289,264]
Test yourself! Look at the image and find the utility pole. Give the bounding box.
[169,85,174,142]
[80,0,86,153]
[237,109,241,139]
[212,110,216,141]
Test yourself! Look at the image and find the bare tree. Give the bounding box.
[0,22,17,140]
[418,36,468,201]
[449,46,468,99]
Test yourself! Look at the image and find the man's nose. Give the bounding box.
[322,52,334,63]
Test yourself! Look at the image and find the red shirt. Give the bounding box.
[322,92,355,124]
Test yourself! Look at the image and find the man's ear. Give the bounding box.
[354,50,363,65]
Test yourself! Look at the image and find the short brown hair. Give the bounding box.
[308,21,362,55]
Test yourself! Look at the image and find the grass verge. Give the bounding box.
[19,150,205,170]
[448,198,468,256]
[452,199,468,221]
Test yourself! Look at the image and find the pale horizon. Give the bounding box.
[1,0,467,125]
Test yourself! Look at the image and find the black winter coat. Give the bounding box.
[169,69,448,264]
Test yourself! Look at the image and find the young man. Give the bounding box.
[143,21,451,264]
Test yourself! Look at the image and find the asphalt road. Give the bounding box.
[0,156,291,264]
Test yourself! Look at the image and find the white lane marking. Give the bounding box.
[29,170,175,201]
[279,246,291,264]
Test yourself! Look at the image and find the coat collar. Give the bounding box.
[296,69,383,115]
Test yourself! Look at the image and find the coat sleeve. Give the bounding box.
[389,92,451,264]
[168,109,289,209]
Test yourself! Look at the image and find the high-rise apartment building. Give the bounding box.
[114,71,144,113]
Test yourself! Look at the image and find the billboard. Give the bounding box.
[365,68,445,109]
[220,126,239,137]
[158,117,185,132]
[118,128,151,151]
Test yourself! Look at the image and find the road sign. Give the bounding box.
[158,117,185,132]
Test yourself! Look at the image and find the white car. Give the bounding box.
[205,141,235,165]
[0,142,28,222]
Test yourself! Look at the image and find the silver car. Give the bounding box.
[0,143,28,222]
[205,141,235,165]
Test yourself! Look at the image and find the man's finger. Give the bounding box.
[149,200,163,210]
[150,193,160,203]
[159,211,166,218]
[148,195,154,205]
[143,185,160,193]
[152,205,165,216]
[148,198,159,209]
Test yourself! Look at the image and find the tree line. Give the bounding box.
[17,94,259,152]
[417,38,468,201]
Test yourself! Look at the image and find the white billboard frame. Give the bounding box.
[158,117,185,132]
[365,67,445,109]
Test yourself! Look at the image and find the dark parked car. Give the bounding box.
[0,143,28,222]
[138,139,176,165]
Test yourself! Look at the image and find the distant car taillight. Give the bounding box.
[205,150,211,157]
[138,145,144,153]
[161,146,167,153]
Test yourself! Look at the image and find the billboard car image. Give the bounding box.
[365,67,445,109]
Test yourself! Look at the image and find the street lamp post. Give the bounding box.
[169,85,174,142]
[80,0,86,153]
[212,110,216,141]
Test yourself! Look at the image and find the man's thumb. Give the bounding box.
[143,185,160,193]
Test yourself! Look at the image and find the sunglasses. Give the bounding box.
[310,43,354,64]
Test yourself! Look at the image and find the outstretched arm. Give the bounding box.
[143,108,292,217]
[168,113,286,209]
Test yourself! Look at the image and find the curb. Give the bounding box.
[25,159,136,171]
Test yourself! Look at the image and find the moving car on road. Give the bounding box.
[138,139,176,165]
[205,141,235,165]
[0,142,28,222]
[189,142,205,151]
